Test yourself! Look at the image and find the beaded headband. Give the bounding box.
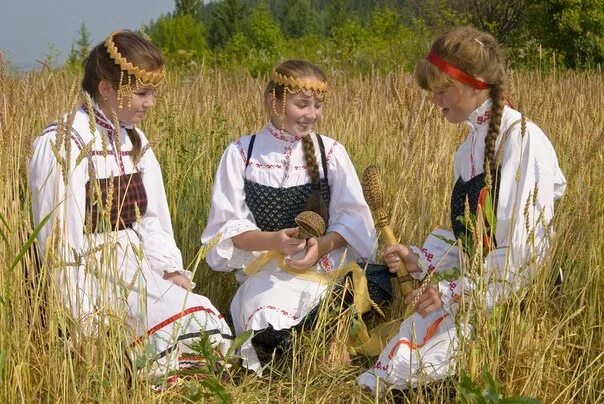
[270,69,328,93]
[104,30,165,109]
[426,51,489,90]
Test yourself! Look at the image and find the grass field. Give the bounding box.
[0,65,602,402]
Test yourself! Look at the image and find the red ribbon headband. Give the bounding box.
[426,51,489,90]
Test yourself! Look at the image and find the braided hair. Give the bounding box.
[266,60,329,224]
[415,26,507,174]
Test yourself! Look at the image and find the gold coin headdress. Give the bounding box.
[270,69,327,129]
[104,30,165,109]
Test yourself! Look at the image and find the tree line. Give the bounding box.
[69,0,603,74]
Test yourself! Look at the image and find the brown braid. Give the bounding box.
[126,128,142,164]
[302,134,329,223]
[485,83,505,173]
[302,135,320,184]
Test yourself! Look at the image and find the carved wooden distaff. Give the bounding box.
[361,165,415,297]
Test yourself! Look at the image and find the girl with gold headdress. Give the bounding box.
[28,30,232,382]
[358,26,566,392]
[202,59,384,375]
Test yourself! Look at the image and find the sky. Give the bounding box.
[0,0,175,70]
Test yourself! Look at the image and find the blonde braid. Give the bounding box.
[484,83,504,173]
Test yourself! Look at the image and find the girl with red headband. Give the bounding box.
[358,26,566,391]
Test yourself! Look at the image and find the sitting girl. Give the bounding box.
[358,26,566,391]
[202,59,382,374]
[29,30,233,380]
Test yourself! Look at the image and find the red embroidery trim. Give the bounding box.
[326,142,337,161]
[41,124,58,137]
[79,105,131,174]
[293,141,337,171]
[235,138,247,164]
[267,125,302,143]
[245,305,300,327]
[319,255,333,272]
[373,360,389,371]
[249,162,283,169]
[476,110,491,125]
[421,248,434,262]
[178,355,205,362]
[131,306,222,347]
[386,313,449,359]
[283,146,293,181]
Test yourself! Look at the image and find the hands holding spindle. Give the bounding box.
[361,165,418,297]
[361,165,444,316]
[382,244,443,316]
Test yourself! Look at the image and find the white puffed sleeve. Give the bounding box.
[28,129,95,327]
[201,142,260,271]
[326,143,378,260]
[132,143,191,280]
[411,122,566,312]
[475,122,566,307]
[409,229,462,314]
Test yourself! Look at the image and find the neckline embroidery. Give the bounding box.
[267,123,304,143]
[80,104,131,175]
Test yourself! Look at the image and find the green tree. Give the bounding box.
[526,0,604,68]
[407,0,529,46]
[282,0,320,38]
[175,0,202,20]
[207,0,247,49]
[67,23,91,68]
[244,2,284,54]
[220,2,284,75]
[370,6,401,38]
[328,0,348,33]
[331,17,369,55]
[147,13,207,63]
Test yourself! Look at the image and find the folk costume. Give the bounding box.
[358,99,567,390]
[28,32,232,379]
[202,78,380,373]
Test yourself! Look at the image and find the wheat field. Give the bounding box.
[0,64,602,403]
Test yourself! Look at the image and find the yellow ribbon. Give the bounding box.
[243,251,401,356]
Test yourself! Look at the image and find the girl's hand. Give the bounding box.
[276,228,306,255]
[287,237,319,271]
[405,287,443,317]
[382,244,421,274]
[163,272,192,290]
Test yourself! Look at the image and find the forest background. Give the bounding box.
[59,0,604,75]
